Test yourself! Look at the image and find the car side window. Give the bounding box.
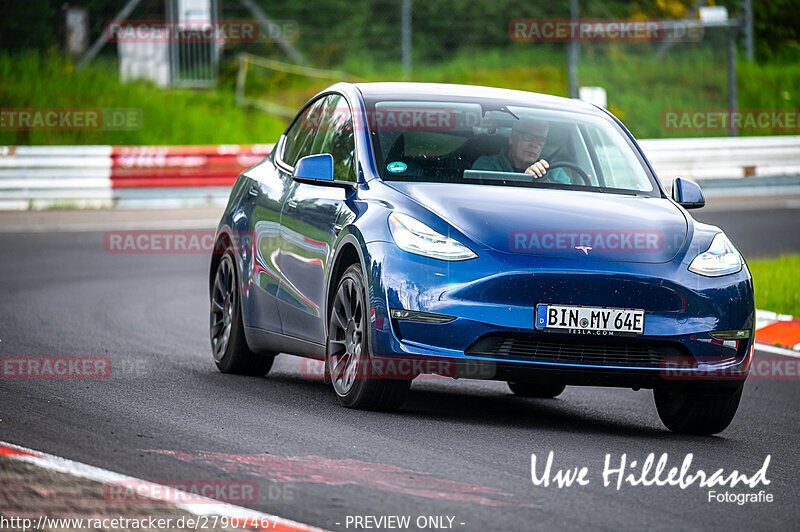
[317,95,357,182]
[281,97,328,167]
[281,94,357,182]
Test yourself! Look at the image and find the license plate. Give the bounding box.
[536,304,645,336]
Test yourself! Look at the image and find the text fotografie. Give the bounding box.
[531,452,771,490]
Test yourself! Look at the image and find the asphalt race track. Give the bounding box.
[693,195,800,258]
[1,196,799,530]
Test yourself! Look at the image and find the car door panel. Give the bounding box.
[277,180,347,342]
[241,154,290,334]
[277,94,358,344]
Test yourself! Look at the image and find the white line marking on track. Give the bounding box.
[0,441,325,532]
[754,343,800,359]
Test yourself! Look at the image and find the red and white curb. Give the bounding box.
[755,309,800,357]
[0,441,325,532]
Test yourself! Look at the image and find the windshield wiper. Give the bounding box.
[598,187,642,196]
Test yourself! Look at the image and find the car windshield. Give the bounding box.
[366,99,660,196]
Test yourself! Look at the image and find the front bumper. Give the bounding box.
[364,242,755,389]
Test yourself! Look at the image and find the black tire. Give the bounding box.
[508,381,566,398]
[326,264,410,410]
[210,250,274,376]
[653,384,744,435]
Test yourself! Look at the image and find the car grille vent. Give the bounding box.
[466,334,687,367]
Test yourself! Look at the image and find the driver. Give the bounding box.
[471,120,570,183]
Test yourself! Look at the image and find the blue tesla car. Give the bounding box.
[210,83,754,434]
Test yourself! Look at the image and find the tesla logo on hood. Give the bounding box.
[575,246,592,254]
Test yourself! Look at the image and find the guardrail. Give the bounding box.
[1,136,799,210]
[639,136,800,187]
[0,146,113,210]
[0,144,272,210]
[110,144,272,209]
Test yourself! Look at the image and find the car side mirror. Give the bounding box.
[671,177,705,209]
[292,154,355,189]
[293,153,334,182]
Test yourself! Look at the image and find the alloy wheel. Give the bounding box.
[328,277,364,396]
[210,255,236,362]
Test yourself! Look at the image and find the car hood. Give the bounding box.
[384,182,688,263]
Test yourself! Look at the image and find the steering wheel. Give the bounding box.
[545,161,592,186]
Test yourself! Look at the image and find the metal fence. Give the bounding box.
[165,0,221,87]
[6,1,755,72]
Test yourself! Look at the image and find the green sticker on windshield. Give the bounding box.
[387,161,407,173]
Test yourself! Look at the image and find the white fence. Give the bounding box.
[1,136,799,210]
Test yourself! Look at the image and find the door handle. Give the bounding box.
[248,185,259,196]
[286,199,298,208]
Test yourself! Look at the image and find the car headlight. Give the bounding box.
[388,212,477,261]
[688,233,742,277]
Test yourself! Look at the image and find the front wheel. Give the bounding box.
[653,384,744,434]
[210,250,274,376]
[326,264,410,410]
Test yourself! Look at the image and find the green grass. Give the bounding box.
[2,47,799,145]
[747,255,800,316]
[0,51,287,145]
[340,46,800,139]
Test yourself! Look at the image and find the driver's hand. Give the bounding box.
[524,159,550,179]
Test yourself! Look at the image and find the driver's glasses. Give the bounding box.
[519,132,547,144]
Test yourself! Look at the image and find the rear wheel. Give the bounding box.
[653,384,743,434]
[210,250,274,376]
[327,264,410,410]
[507,381,566,398]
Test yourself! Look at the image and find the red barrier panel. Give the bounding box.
[110,144,272,188]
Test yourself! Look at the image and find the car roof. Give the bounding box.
[351,82,601,115]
